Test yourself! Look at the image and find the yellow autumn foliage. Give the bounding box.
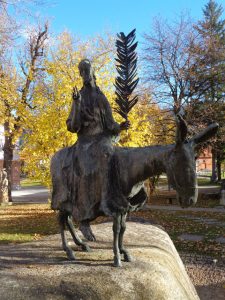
[21,32,170,186]
[0,67,25,143]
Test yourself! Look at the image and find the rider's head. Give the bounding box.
[78,59,96,86]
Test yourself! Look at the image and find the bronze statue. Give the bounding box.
[51,59,130,241]
[51,58,218,267]
[0,168,8,204]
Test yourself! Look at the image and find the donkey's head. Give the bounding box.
[166,115,218,208]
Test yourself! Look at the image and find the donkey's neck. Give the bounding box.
[117,144,174,193]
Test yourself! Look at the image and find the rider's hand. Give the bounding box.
[120,120,130,131]
[72,86,81,103]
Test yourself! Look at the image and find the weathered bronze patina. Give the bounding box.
[51,59,218,267]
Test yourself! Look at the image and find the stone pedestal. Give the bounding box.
[0,222,199,299]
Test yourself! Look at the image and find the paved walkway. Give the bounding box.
[145,204,225,213]
[158,184,220,194]
[11,185,224,213]
[12,186,49,203]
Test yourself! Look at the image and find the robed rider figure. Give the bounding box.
[51,59,130,223]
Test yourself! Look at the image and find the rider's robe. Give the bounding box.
[51,86,134,220]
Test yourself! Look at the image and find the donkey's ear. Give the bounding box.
[176,114,188,146]
[190,123,219,146]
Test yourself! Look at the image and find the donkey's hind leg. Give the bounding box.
[119,213,132,262]
[66,215,91,252]
[58,211,76,260]
[79,220,96,241]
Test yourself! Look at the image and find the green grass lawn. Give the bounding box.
[0,204,58,244]
[197,177,220,186]
[0,204,224,259]
[132,209,225,259]
[20,178,43,187]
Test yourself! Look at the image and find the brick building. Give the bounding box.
[196,147,212,172]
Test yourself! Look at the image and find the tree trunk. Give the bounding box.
[216,152,221,182]
[3,121,14,202]
[211,148,218,183]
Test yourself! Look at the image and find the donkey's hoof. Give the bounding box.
[82,244,92,252]
[89,234,97,242]
[67,250,76,260]
[113,257,122,267]
[79,223,96,241]
[120,249,133,262]
[124,254,133,262]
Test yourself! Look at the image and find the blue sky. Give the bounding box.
[37,0,224,39]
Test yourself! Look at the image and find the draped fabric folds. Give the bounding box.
[51,86,131,220]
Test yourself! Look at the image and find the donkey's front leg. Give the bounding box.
[113,214,122,267]
[119,213,132,262]
[58,211,76,260]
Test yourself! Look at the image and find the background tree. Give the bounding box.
[0,1,17,57]
[142,8,224,180]
[21,32,115,186]
[0,24,48,201]
[118,91,173,147]
[0,0,46,55]
[186,0,225,181]
[142,14,207,141]
[142,15,206,113]
[21,32,164,186]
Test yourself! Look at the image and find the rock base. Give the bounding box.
[0,222,199,299]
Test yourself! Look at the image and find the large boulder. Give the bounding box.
[0,222,199,299]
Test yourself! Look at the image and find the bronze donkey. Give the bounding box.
[51,115,218,267]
